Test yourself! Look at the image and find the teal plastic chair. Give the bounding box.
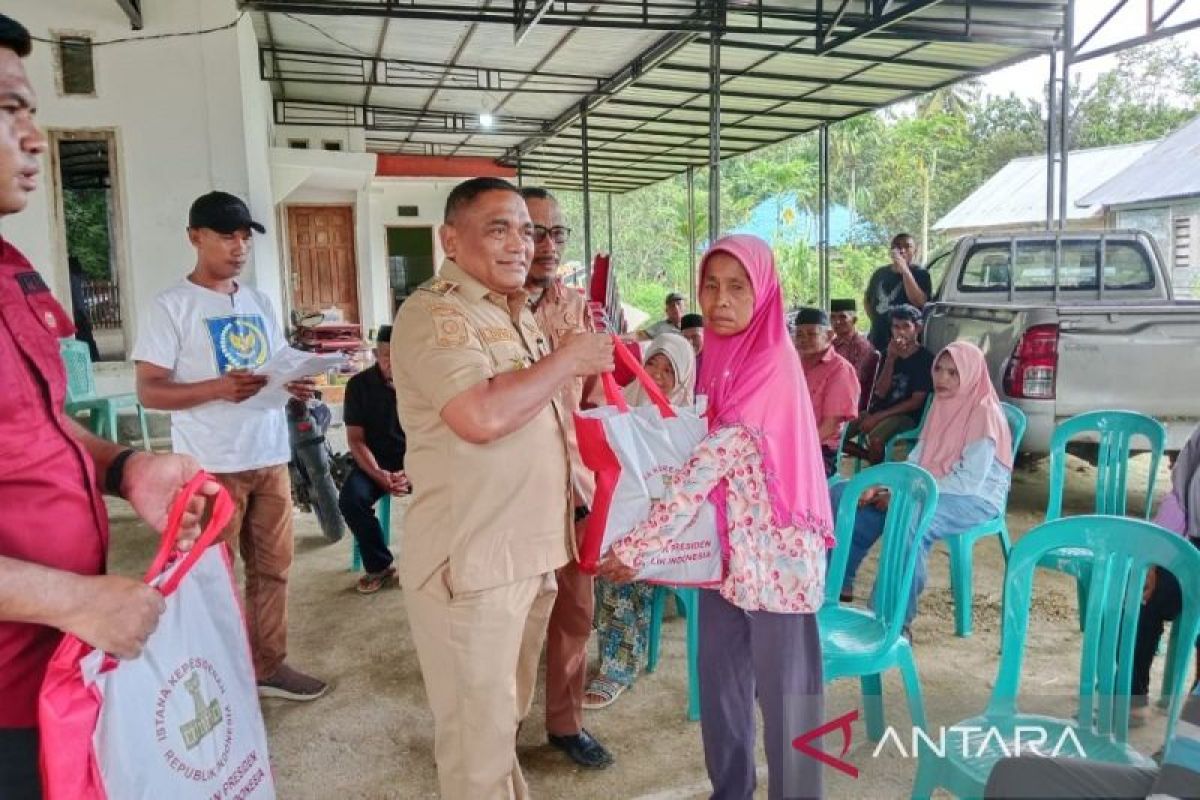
[60,338,150,450]
[821,462,939,741]
[881,393,935,463]
[828,423,854,487]
[834,394,933,481]
[646,585,700,721]
[940,403,1027,638]
[350,493,392,572]
[1037,410,1167,631]
[912,515,1200,799]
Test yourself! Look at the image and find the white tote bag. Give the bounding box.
[40,474,277,800]
[575,336,723,586]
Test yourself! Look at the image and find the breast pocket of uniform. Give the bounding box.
[480,327,531,372]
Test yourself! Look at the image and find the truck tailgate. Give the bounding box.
[1055,307,1200,449]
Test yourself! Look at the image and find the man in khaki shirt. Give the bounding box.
[391,177,613,799]
[520,187,613,769]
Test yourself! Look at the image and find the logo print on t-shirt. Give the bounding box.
[205,315,269,372]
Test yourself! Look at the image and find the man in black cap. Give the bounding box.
[339,325,408,594]
[639,290,685,340]
[845,304,933,465]
[829,298,879,412]
[793,308,860,476]
[133,190,328,701]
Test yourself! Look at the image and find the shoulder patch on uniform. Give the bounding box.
[429,304,469,348]
[419,279,459,296]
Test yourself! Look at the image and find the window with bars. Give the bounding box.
[58,35,95,96]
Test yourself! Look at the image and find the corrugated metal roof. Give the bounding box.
[1078,115,1200,207]
[934,141,1157,232]
[246,1,1068,192]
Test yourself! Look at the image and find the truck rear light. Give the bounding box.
[1003,324,1059,399]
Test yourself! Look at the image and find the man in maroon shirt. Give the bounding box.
[0,15,213,798]
[793,307,860,477]
[830,298,879,412]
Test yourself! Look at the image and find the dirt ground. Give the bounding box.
[103,449,1183,800]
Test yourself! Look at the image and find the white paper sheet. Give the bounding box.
[238,347,346,410]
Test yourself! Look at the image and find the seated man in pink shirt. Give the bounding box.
[794,307,860,477]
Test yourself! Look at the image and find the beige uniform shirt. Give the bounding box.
[391,259,572,593]
[530,283,596,507]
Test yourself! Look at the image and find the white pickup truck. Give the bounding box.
[921,230,1200,457]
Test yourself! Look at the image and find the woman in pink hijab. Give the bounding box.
[601,234,832,800]
[832,340,1013,632]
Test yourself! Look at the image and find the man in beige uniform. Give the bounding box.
[520,187,613,769]
[391,177,614,799]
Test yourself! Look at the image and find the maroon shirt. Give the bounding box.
[833,331,880,412]
[0,237,107,728]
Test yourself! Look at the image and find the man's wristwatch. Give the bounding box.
[104,448,137,497]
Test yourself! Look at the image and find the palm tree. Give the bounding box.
[917,79,982,119]
[831,114,881,228]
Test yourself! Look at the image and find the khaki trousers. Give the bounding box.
[406,567,558,800]
[214,464,293,679]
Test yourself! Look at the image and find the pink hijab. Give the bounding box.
[917,341,1014,478]
[696,235,833,543]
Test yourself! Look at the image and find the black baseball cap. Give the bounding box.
[188,191,265,234]
[666,291,684,304]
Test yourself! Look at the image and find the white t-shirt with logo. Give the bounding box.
[132,279,290,473]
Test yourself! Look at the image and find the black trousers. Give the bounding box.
[337,467,394,575]
[1132,540,1200,705]
[0,728,42,800]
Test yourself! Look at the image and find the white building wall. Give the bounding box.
[364,179,456,329]
[1,1,279,347]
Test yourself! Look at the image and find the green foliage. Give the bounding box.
[64,189,112,279]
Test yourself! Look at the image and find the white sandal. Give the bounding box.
[582,677,627,710]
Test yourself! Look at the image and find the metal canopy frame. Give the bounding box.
[114,0,143,30]
[236,0,1198,312]
[246,0,1067,193]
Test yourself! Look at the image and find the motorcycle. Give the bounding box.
[286,395,346,543]
[286,310,348,543]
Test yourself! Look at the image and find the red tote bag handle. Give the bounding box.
[604,334,676,418]
[142,471,235,595]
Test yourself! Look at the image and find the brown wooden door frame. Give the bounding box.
[286,204,360,324]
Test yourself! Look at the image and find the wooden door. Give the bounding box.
[288,205,359,323]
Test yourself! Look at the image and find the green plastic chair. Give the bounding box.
[833,394,933,482]
[912,515,1200,799]
[647,585,700,721]
[821,462,939,741]
[350,493,391,572]
[1037,410,1167,631]
[881,393,935,463]
[60,338,150,450]
[939,403,1027,638]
